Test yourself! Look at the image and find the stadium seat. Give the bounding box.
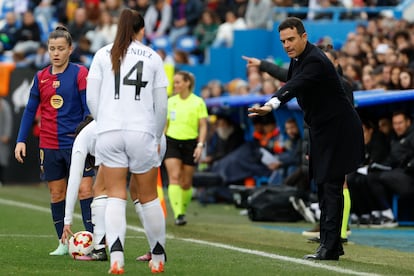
[392,195,414,226]
[151,36,172,54]
[175,35,197,53]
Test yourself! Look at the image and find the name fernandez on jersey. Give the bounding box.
[105,48,153,59]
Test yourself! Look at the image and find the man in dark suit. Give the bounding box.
[243,17,364,260]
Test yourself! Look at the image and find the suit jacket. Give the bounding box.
[260,42,364,183]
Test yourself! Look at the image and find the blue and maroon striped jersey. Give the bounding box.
[17,63,90,149]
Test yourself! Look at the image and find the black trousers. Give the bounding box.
[347,171,375,216]
[317,176,344,255]
[367,168,414,211]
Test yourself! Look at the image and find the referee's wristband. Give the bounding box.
[197,142,204,148]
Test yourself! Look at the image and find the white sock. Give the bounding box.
[91,195,107,250]
[105,197,126,268]
[134,199,150,249]
[381,209,394,220]
[133,199,144,225]
[141,198,166,262]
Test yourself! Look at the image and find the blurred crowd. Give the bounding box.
[0,0,408,68]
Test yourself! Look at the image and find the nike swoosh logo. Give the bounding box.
[41,79,49,83]
[85,167,93,172]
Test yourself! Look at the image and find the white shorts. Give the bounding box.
[157,134,167,167]
[95,130,159,174]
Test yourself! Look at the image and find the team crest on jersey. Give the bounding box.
[52,80,60,88]
[50,95,64,109]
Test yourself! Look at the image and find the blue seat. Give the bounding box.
[175,35,197,53]
[392,195,414,226]
[151,36,172,54]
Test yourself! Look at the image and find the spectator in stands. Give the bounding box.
[393,30,412,51]
[200,85,212,99]
[85,10,117,53]
[212,9,247,48]
[399,68,414,90]
[343,63,362,90]
[226,78,249,95]
[347,119,390,226]
[192,9,220,63]
[245,0,272,29]
[361,72,378,90]
[207,79,225,97]
[169,0,204,46]
[200,111,245,170]
[261,78,280,95]
[0,97,12,186]
[33,43,50,69]
[247,71,263,94]
[366,111,414,227]
[384,46,398,66]
[70,35,93,67]
[398,47,414,70]
[0,11,19,54]
[389,65,402,90]
[67,7,95,43]
[144,0,172,43]
[211,113,284,185]
[84,0,101,24]
[105,0,128,22]
[128,0,151,16]
[12,10,42,57]
[173,49,191,65]
[378,116,393,140]
[33,0,57,32]
[267,118,302,185]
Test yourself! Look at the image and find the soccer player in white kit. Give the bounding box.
[61,116,167,262]
[86,8,168,274]
[61,116,109,261]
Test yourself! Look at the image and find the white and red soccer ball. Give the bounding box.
[68,231,94,258]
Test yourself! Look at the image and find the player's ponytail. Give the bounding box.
[48,25,73,46]
[111,8,145,73]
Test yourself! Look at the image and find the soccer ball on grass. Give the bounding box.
[68,230,94,258]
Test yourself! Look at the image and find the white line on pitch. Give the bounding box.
[0,198,380,276]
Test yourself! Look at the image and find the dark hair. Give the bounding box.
[48,25,73,46]
[393,30,410,45]
[399,47,414,62]
[175,71,195,91]
[75,115,94,137]
[111,8,145,73]
[317,44,337,60]
[278,17,306,35]
[392,110,411,121]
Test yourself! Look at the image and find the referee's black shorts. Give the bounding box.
[164,136,197,166]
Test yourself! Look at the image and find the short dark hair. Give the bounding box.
[278,17,306,35]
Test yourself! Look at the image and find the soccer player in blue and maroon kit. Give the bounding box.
[15,26,94,256]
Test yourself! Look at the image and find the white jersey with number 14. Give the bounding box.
[87,40,168,135]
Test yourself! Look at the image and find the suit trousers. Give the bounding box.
[317,176,345,255]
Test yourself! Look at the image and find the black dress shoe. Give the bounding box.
[304,247,339,260]
[303,253,339,261]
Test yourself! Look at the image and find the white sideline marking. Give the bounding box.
[0,198,379,276]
